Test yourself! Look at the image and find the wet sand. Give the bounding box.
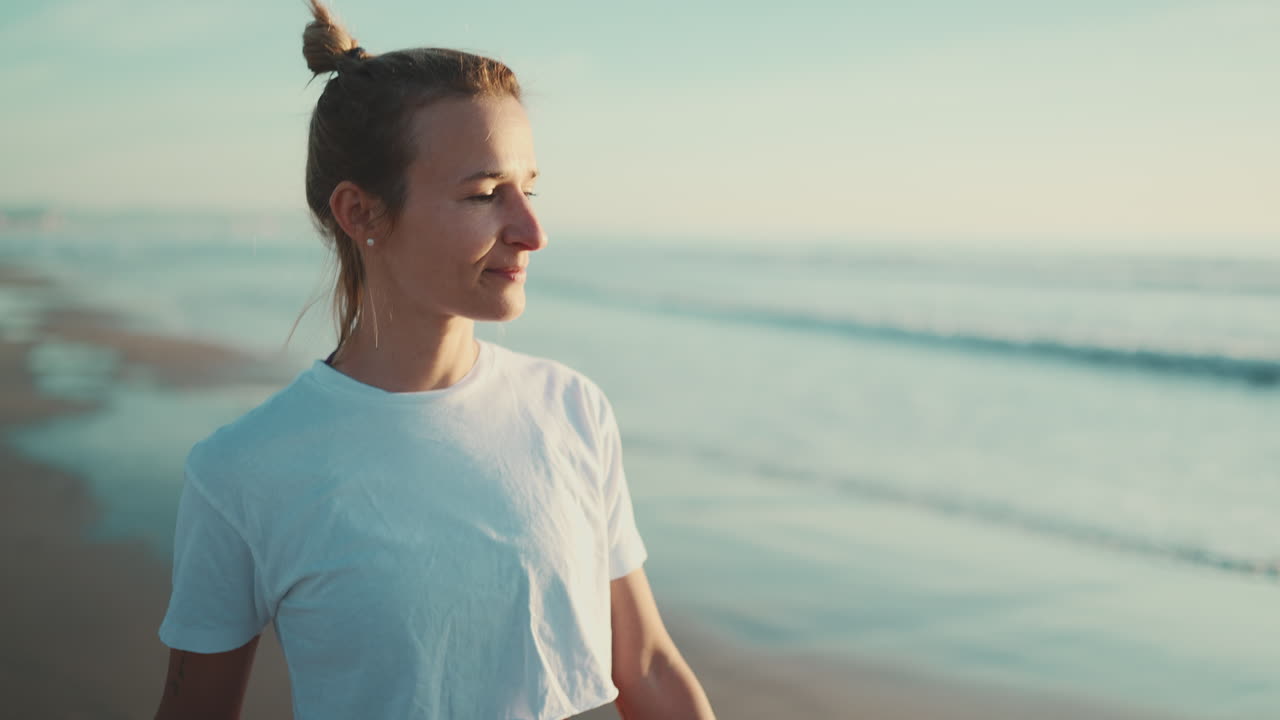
[0,263,1184,719]
[0,266,294,718]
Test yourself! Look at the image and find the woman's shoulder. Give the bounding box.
[484,345,627,469]
[488,341,608,400]
[185,364,335,484]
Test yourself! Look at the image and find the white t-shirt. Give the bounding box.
[158,340,648,720]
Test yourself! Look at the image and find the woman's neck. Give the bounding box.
[327,315,480,393]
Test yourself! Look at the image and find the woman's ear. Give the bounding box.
[329,181,389,244]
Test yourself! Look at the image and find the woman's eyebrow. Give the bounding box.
[458,169,539,184]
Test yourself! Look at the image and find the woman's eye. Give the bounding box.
[466,189,536,203]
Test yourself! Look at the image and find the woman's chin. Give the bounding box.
[472,294,526,323]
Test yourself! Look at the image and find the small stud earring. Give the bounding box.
[366,237,375,247]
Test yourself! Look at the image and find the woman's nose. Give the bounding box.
[505,193,548,250]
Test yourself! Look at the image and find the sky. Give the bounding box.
[0,0,1277,253]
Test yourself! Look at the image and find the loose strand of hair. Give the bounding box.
[281,250,339,354]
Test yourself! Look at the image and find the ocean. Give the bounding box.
[2,212,1277,718]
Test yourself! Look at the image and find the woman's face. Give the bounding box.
[374,94,546,325]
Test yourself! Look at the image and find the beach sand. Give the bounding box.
[0,264,1184,719]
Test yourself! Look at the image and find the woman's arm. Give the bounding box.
[153,634,260,720]
[610,569,716,720]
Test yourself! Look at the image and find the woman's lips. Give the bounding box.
[484,267,526,282]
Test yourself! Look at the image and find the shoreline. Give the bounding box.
[0,260,1188,719]
[0,264,295,718]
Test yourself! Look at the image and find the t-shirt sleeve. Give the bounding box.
[158,465,271,653]
[599,392,648,580]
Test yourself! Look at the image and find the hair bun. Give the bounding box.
[302,0,364,74]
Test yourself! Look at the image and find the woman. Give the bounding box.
[153,3,715,718]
